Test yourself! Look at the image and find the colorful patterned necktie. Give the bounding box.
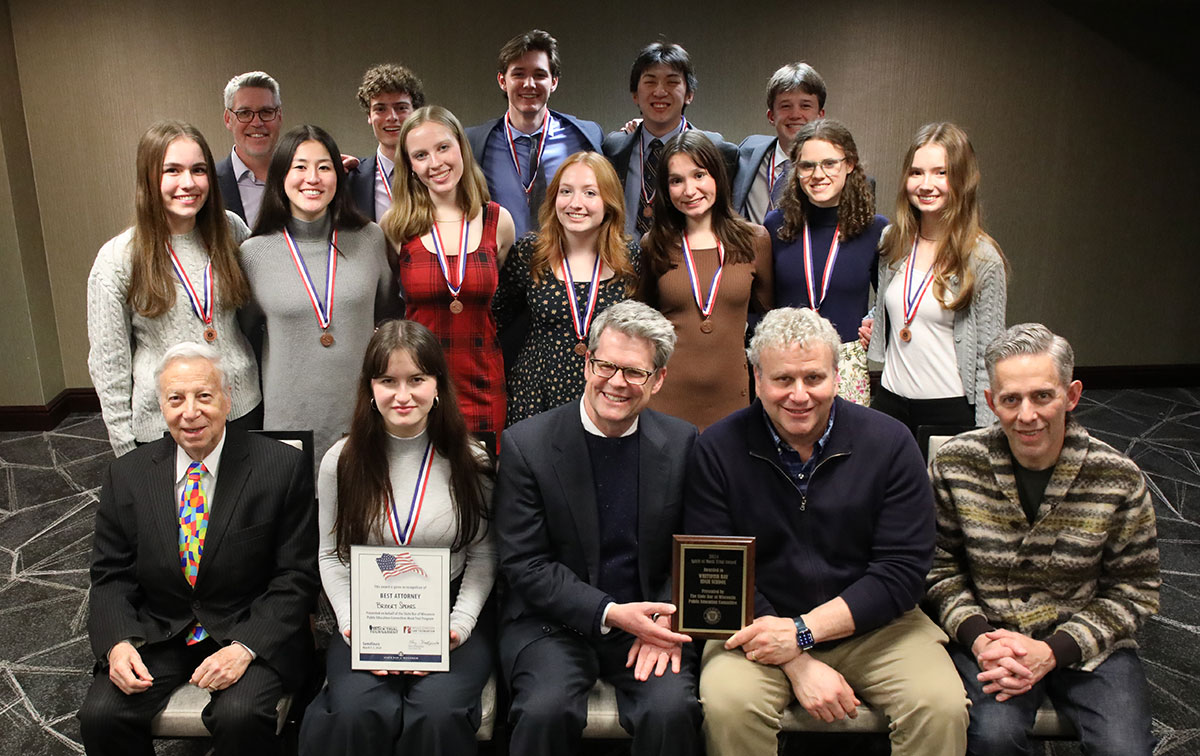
[179,461,210,644]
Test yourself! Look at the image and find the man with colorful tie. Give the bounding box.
[348,63,427,222]
[78,342,318,756]
[731,62,827,223]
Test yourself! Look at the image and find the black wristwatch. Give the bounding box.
[794,617,815,650]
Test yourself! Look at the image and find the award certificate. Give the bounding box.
[350,545,450,672]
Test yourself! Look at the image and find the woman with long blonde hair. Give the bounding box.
[382,106,515,438]
[87,120,259,456]
[493,151,640,425]
[866,122,1008,434]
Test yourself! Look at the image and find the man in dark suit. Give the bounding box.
[602,42,738,238]
[466,29,605,240]
[78,342,318,756]
[215,71,283,228]
[347,63,426,222]
[732,62,826,223]
[496,299,702,756]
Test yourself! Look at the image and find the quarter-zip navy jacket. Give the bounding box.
[684,397,934,635]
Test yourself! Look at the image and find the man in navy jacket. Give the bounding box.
[685,307,967,756]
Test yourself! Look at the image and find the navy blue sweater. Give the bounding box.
[683,397,934,635]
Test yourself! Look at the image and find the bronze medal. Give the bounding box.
[642,205,653,218]
[203,326,217,343]
[573,342,587,356]
[320,332,335,347]
[700,319,714,334]
[898,326,912,343]
[449,298,464,314]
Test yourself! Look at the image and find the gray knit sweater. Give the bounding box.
[86,211,258,456]
[239,216,395,467]
[927,418,1160,670]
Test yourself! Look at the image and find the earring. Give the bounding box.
[432,395,440,409]
[370,398,377,410]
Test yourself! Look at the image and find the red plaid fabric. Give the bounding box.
[398,202,506,434]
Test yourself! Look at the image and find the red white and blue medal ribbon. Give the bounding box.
[901,237,936,334]
[560,255,602,353]
[166,241,213,335]
[505,112,550,201]
[639,116,690,207]
[802,222,841,313]
[429,218,469,302]
[386,439,434,546]
[375,149,393,202]
[681,232,725,322]
[284,228,338,332]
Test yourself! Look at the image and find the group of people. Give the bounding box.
[78,27,1160,756]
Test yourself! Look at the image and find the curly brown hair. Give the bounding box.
[356,63,426,111]
[776,119,874,243]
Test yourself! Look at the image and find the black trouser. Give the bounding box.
[872,386,974,440]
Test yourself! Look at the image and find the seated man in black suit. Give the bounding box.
[732,62,826,222]
[496,299,702,756]
[215,71,282,228]
[347,63,426,222]
[78,342,318,756]
[466,29,605,239]
[602,42,738,238]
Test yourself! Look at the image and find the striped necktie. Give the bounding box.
[636,139,663,235]
[179,461,210,644]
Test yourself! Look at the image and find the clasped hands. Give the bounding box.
[972,629,1056,701]
[606,602,692,681]
[107,640,253,696]
[726,616,861,723]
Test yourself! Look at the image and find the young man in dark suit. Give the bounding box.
[347,63,426,222]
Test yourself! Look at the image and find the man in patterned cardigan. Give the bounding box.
[928,323,1160,756]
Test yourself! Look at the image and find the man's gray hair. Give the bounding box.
[223,71,281,109]
[985,323,1074,387]
[747,307,841,369]
[156,341,228,388]
[588,299,677,369]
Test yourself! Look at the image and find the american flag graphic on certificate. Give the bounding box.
[375,551,428,580]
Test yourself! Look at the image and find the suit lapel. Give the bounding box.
[196,431,251,584]
[551,410,601,584]
[636,413,671,596]
[147,439,188,587]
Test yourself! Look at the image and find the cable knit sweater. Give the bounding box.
[867,231,1006,426]
[927,417,1160,671]
[239,216,395,467]
[318,432,497,645]
[86,211,258,456]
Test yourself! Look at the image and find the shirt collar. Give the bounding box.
[508,111,554,138]
[229,147,256,182]
[640,119,685,150]
[175,430,227,485]
[579,397,639,438]
[376,148,395,175]
[773,140,790,165]
[762,400,836,460]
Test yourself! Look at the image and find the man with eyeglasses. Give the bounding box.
[216,71,283,227]
[686,307,968,756]
[495,298,702,756]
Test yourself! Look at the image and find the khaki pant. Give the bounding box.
[699,609,968,756]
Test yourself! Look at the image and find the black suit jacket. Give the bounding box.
[494,402,698,674]
[348,152,381,221]
[214,155,246,225]
[87,429,318,689]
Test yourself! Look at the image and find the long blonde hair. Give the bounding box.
[530,152,636,294]
[881,122,1006,310]
[128,121,247,317]
[380,106,490,244]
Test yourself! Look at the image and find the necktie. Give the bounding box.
[770,159,791,208]
[179,461,210,644]
[636,139,663,235]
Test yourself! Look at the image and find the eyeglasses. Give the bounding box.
[795,157,847,178]
[588,358,657,386]
[227,107,280,123]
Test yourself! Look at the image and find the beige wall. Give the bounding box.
[2,0,1197,402]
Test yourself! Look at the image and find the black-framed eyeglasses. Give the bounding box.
[588,358,657,386]
[795,157,847,177]
[227,107,280,123]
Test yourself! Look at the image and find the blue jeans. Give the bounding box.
[949,643,1154,756]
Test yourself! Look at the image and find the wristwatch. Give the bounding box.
[794,617,815,651]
